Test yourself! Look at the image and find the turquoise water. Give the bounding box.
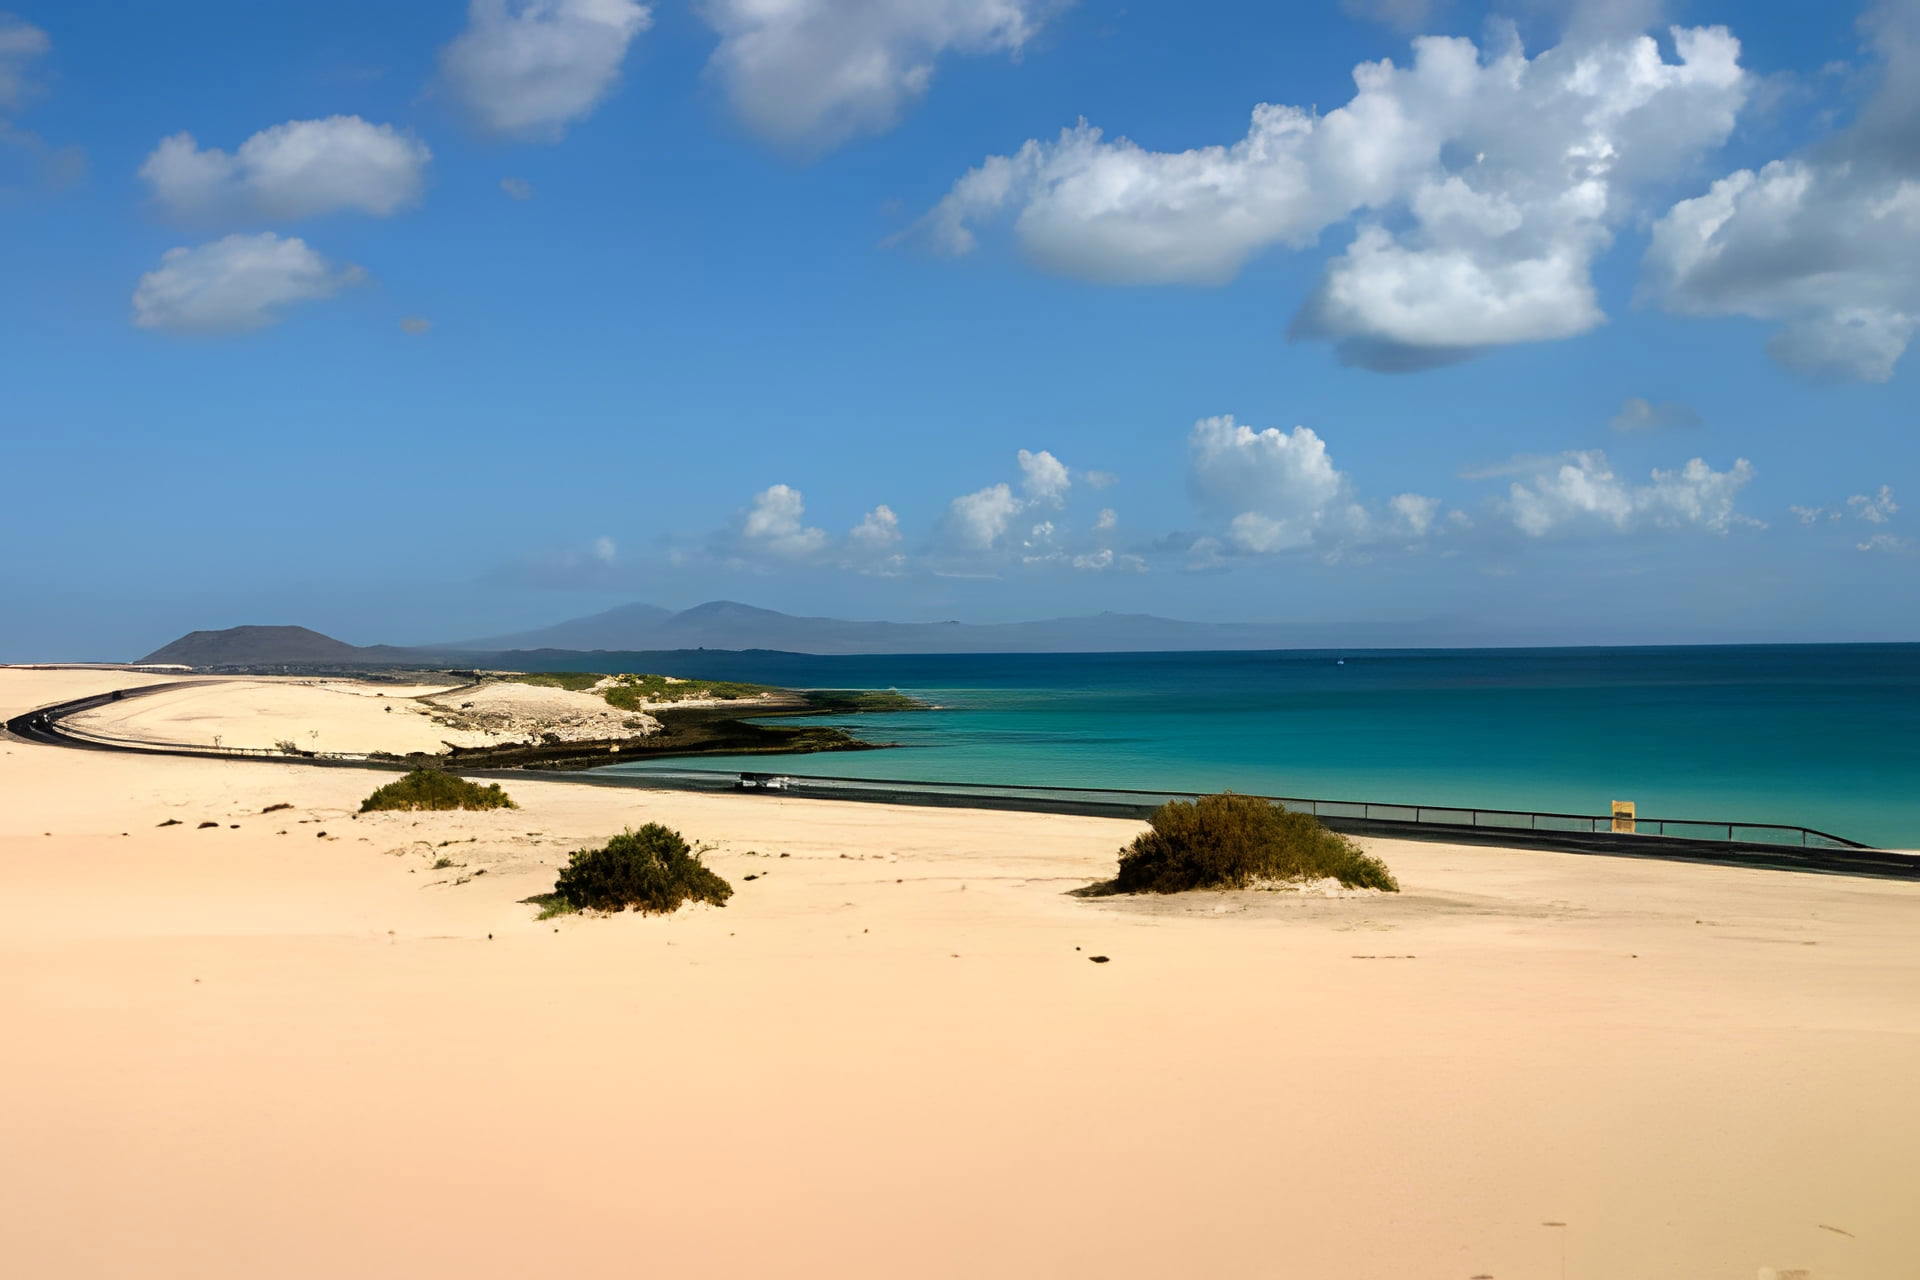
[578,646,1920,847]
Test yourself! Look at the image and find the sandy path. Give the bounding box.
[1,669,1915,1278]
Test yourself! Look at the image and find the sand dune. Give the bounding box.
[60,675,659,756]
[2,669,1915,1278]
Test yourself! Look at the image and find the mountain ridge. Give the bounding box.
[439,599,1351,656]
[137,600,1454,666]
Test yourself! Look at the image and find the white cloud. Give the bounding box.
[1070,547,1146,573]
[739,483,830,558]
[131,233,365,334]
[700,0,1054,154]
[591,535,617,564]
[1188,416,1357,551]
[911,22,1746,370]
[1083,469,1117,489]
[500,176,536,199]
[0,13,49,113]
[1858,532,1915,554]
[1389,492,1440,536]
[1641,2,1920,381]
[1608,395,1701,432]
[1504,450,1756,536]
[1017,447,1070,505]
[1847,485,1899,524]
[1186,415,1446,555]
[947,482,1021,549]
[439,0,652,141]
[140,117,430,222]
[850,503,902,549]
[0,14,84,190]
[1093,507,1117,532]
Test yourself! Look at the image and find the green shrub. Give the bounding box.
[359,769,517,813]
[601,673,775,710]
[503,672,604,692]
[550,824,732,915]
[1113,792,1398,893]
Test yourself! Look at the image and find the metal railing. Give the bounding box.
[18,682,1892,858]
[581,766,1878,851]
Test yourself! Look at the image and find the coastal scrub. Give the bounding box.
[1113,792,1398,893]
[358,769,517,813]
[545,824,732,915]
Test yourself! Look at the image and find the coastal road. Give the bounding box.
[9,679,1918,880]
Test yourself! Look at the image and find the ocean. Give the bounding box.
[572,645,1920,848]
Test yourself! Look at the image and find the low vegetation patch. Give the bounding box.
[502,672,605,692]
[546,824,732,915]
[601,673,776,710]
[359,769,517,813]
[1112,792,1398,894]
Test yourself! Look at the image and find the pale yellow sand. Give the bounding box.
[1,669,1916,1279]
[60,675,658,756]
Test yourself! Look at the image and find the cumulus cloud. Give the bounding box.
[439,0,652,141]
[1857,532,1916,554]
[1608,395,1701,432]
[946,482,1022,550]
[1188,416,1367,552]
[140,117,430,222]
[131,233,365,334]
[850,503,902,549]
[1017,447,1070,505]
[0,13,49,113]
[1503,450,1756,536]
[911,22,1746,370]
[1641,2,1920,381]
[700,0,1055,154]
[738,483,830,559]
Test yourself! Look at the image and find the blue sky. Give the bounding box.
[1,0,1915,658]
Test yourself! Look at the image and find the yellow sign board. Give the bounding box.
[1611,800,1637,834]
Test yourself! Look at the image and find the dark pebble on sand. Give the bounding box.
[1089,955,1111,964]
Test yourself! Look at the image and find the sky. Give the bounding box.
[1,0,1916,659]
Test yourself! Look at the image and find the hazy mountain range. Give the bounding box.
[138,600,1450,665]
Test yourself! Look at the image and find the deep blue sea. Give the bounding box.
[574,645,1920,847]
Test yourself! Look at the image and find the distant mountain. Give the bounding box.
[456,602,674,652]
[438,599,1416,656]
[136,625,421,668]
[140,601,1453,668]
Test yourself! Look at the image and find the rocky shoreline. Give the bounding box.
[380,701,898,772]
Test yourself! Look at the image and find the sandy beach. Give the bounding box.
[2,667,1916,1279]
